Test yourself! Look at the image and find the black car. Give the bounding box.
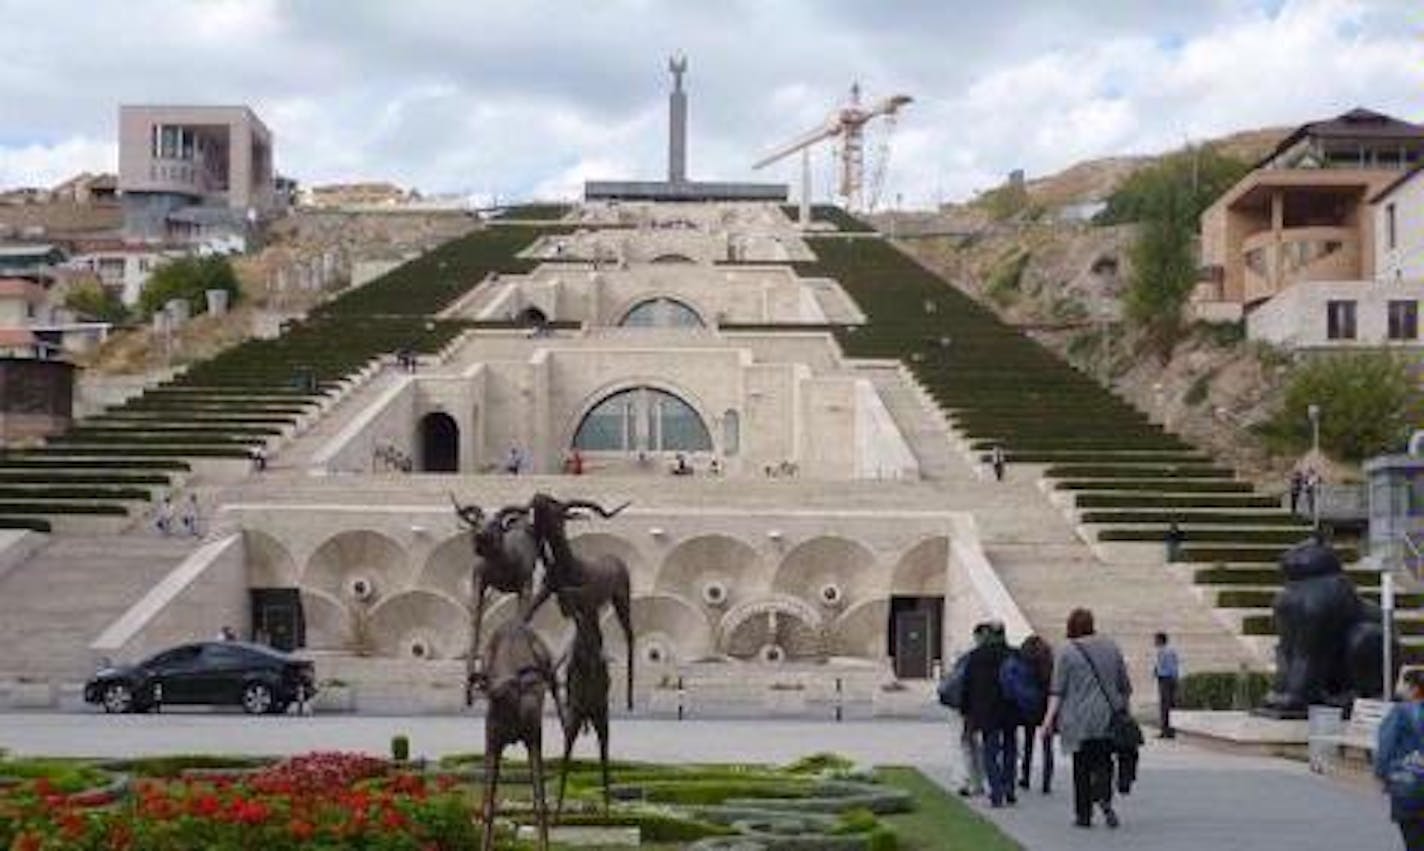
[84,641,316,715]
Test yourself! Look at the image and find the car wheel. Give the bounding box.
[101,682,133,714]
[241,682,274,715]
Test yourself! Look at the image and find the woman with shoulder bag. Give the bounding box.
[1043,608,1134,829]
[1377,669,1424,849]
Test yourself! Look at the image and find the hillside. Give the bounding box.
[877,126,1300,482]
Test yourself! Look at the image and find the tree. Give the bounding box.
[63,280,128,324]
[1114,147,1251,362]
[1261,352,1424,463]
[138,256,241,318]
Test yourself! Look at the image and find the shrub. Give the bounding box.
[1258,352,1424,462]
[985,251,1030,307]
[63,280,128,324]
[138,255,241,319]
[391,735,410,763]
[1178,670,1273,710]
[1184,373,1212,406]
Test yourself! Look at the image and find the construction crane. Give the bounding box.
[752,83,912,223]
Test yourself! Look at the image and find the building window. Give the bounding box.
[721,409,740,456]
[1326,300,1357,341]
[1389,300,1418,341]
[573,387,712,453]
[1387,203,1398,251]
[619,297,704,328]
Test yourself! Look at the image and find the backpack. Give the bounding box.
[1387,705,1424,815]
[998,653,1043,718]
[937,654,970,709]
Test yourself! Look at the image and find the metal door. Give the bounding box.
[894,610,933,680]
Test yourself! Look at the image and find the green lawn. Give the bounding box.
[877,767,1022,851]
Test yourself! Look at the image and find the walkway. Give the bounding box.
[0,714,1394,850]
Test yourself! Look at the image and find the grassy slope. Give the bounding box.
[878,767,1021,851]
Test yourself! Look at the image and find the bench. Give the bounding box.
[1311,698,1390,773]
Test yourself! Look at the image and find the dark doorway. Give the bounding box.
[419,412,459,472]
[250,588,305,651]
[888,596,944,679]
[517,306,548,325]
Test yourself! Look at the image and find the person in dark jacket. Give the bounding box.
[962,621,1020,807]
[1018,634,1055,793]
[1377,669,1424,849]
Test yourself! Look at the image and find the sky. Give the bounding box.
[0,0,1420,208]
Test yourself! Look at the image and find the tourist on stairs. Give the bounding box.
[1017,634,1055,793]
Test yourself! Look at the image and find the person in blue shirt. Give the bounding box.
[1377,669,1424,849]
[1153,632,1181,739]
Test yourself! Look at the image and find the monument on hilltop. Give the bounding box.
[585,56,788,202]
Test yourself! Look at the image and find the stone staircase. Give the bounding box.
[0,535,198,681]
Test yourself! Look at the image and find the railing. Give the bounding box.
[1242,227,1360,304]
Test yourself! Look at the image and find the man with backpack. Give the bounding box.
[963,621,1029,807]
[940,623,989,798]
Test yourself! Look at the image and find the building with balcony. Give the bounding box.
[117,105,275,242]
[1197,109,1424,316]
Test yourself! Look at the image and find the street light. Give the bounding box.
[1307,403,1322,529]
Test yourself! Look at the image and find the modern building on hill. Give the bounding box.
[1374,164,1424,285]
[1196,108,1424,315]
[117,105,276,242]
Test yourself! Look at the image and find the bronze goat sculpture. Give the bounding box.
[556,607,612,816]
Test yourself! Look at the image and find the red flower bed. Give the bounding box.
[1,752,481,850]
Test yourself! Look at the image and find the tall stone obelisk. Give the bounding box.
[668,54,688,184]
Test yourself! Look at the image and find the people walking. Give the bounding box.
[990,445,1006,482]
[1165,521,1186,564]
[1376,669,1424,849]
[180,493,200,538]
[1018,634,1055,793]
[1045,608,1134,829]
[1304,467,1321,522]
[940,623,989,798]
[504,446,524,475]
[1154,632,1181,738]
[154,493,175,537]
[1289,469,1305,516]
[963,621,1020,807]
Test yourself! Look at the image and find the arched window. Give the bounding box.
[619,298,704,328]
[573,387,712,453]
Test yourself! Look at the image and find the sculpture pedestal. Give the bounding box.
[1173,711,1309,757]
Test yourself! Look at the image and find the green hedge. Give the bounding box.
[490,204,571,221]
[0,502,127,515]
[1180,545,1359,564]
[1076,494,1280,510]
[1193,566,1383,586]
[1058,479,1255,494]
[1047,464,1234,479]
[0,517,52,532]
[1099,528,1314,545]
[1178,671,1273,710]
[1081,510,1307,527]
[0,472,169,485]
[0,486,151,501]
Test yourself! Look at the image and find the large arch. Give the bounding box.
[773,536,881,613]
[416,532,476,605]
[892,536,949,596]
[570,384,713,454]
[599,592,714,667]
[718,595,825,661]
[300,587,353,651]
[302,529,410,606]
[656,534,764,610]
[366,589,470,660]
[245,529,298,588]
[618,296,705,328]
[829,598,891,659]
[418,411,459,473]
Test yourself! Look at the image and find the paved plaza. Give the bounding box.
[0,713,1398,850]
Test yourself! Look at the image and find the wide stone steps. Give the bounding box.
[0,535,199,680]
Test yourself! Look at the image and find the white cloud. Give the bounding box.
[0,0,1419,207]
[0,137,115,188]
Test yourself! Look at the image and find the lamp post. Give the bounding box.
[1383,571,1396,698]
[1308,403,1322,529]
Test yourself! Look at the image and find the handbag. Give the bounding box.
[1074,640,1144,753]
